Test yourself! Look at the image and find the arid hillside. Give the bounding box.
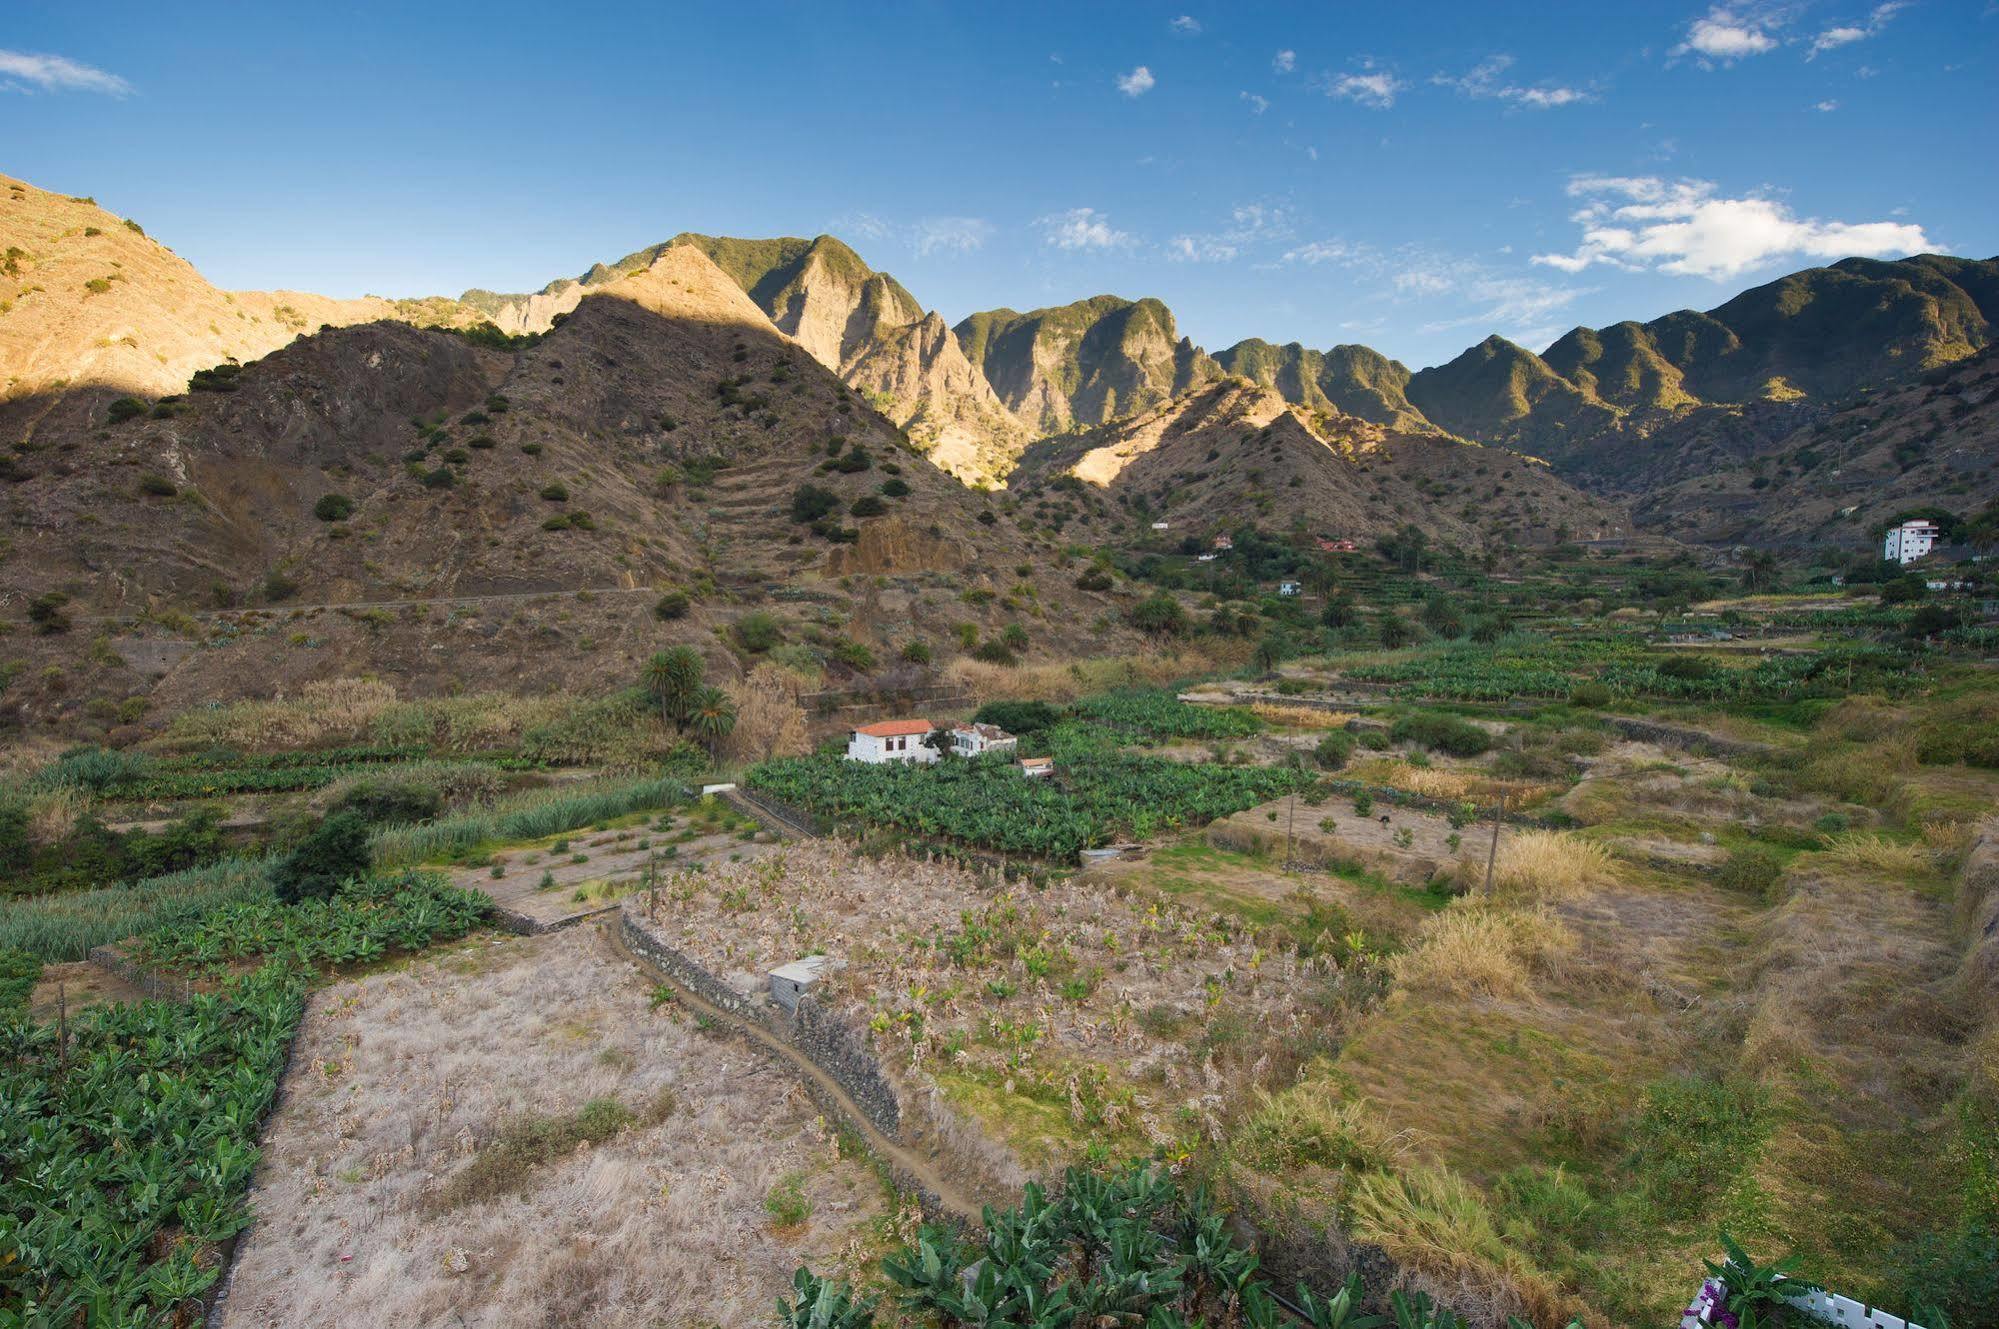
[1008,380,1630,553]
[0,242,1132,731]
[464,232,1030,487]
[1631,342,1999,549]
[0,174,470,442]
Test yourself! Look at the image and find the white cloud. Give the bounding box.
[1281,234,1589,344]
[1273,49,1297,73]
[1808,2,1907,57]
[1814,98,1840,110]
[1435,55,1591,109]
[1240,90,1269,114]
[1672,7,1782,64]
[1169,15,1201,36]
[1171,203,1294,263]
[0,48,132,95]
[1532,174,1938,278]
[1326,67,1403,109]
[1037,208,1136,251]
[1282,238,1367,266]
[912,217,995,257]
[1116,65,1156,97]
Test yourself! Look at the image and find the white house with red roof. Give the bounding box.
[846,718,937,764]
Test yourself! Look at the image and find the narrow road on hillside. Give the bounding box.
[62,583,658,628]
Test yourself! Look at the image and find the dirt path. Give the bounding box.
[599,918,985,1223]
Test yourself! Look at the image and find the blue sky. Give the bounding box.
[5,1,1995,369]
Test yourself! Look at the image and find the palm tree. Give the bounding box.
[688,685,738,757]
[1739,549,1779,592]
[641,646,704,730]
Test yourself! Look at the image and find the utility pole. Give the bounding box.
[1482,790,1508,896]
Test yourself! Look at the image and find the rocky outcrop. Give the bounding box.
[821,514,981,575]
[954,296,1223,436]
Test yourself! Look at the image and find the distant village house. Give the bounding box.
[846,719,937,764]
[950,722,1018,758]
[1018,756,1055,778]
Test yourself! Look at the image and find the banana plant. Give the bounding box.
[1297,1274,1384,1329]
[776,1268,875,1329]
[1388,1290,1467,1329]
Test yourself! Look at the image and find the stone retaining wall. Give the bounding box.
[1608,716,1775,760]
[87,944,193,1003]
[617,906,913,1170]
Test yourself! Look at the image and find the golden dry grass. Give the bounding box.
[1249,702,1356,730]
[25,786,87,844]
[1349,1165,1585,1326]
[1819,832,1933,877]
[943,646,1239,702]
[1388,900,1577,1001]
[1491,831,1613,900]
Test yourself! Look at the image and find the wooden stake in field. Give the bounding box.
[1482,790,1508,896]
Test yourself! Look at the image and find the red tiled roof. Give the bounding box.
[855,719,933,738]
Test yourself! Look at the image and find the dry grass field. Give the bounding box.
[216,925,889,1329]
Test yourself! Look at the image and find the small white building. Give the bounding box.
[769,955,839,1013]
[846,719,936,764]
[1018,756,1055,778]
[1278,580,1301,596]
[1150,521,1170,531]
[1884,519,1941,565]
[950,722,1018,758]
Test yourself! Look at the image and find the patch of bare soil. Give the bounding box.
[28,961,152,1020]
[465,822,778,927]
[216,926,886,1329]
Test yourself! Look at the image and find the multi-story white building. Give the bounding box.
[1883,519,1941,565]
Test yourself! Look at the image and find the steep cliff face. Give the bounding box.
[842,312,1029,486]
[953,296,1222,435]
[473,232,1031,485]
[1214,339,1432,432]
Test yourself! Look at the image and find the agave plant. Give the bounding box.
[1388,1290,1467,1329]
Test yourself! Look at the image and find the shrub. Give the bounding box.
[422,466,456,489]
[879,477,911,498]
[1314,730,1354,770]
[653,590,691,621]
[271,811,373,904]
[1075,568,1113,592]
[734,612,783,654]
[1812,812,1850,834]
[106,396,147,423]
[789,484,840,523]
[850,495,887,518]
[1390,711,1492,757]
[1718,846,1786,901]
[314,493,355,522]
[539,482,569,502]
[1378,616,1414,649]
[972,700,1060,735]
[137,473,177,497]
[1568,682,1613,709]
[899,640,932,665]
[520,441,544,456]
[971,640,1017,665]
[1129,593,1188,636]
[328,779,444,826]
[28,592,71,634]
